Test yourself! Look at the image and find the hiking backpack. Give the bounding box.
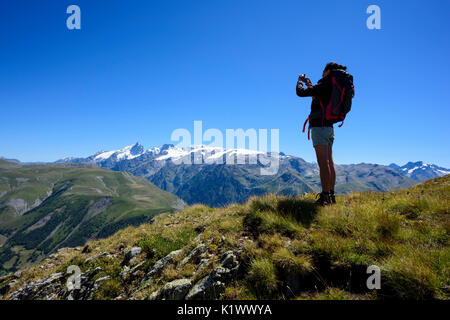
[302,70,355,139]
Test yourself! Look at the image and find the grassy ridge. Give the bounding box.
[5,175,448,300]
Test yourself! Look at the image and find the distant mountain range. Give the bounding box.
[0,157,20,164]
[0,159,183,274]
[1,146,448,272]
[53,142,432,207]
[389,161,450,182]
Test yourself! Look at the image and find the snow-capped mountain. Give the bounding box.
[56,143,149,164]
[55,142,419,207]
[93,142,145,162]
[56,142,282,166]
[389,161,450,182]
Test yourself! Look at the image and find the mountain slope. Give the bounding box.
[0,160,183,275]
[56,143,418,207]
[389,161,450,182]
[2,175,448,300]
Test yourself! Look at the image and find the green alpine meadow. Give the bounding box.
[0,159,183,275]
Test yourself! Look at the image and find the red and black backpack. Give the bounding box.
[303,70,355,139]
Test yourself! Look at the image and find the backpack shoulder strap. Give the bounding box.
[302,116,311,140]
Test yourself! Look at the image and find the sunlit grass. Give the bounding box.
[3,175,449,300]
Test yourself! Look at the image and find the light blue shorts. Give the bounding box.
[311,127,334,147]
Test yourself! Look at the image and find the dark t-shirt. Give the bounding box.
[296,75,334,127]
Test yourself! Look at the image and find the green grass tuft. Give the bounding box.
[246,258,280,299]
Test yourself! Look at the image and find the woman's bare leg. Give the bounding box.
[314,145,331,192]
[328,145,335,191]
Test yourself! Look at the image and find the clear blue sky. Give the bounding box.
[1,0,449,167]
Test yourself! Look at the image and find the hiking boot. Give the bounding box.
[315,192,331,206]
[329,190,336,205]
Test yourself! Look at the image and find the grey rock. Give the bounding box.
[9,267,104,300]
[9,272,64,300]
[185,267,234,300]
[185,251,241,300]
[120,266,130,280]
[148,249,182,277]
[85,252,108,263]
[120,261,145,281]
[96,276,110,283]
[129,247,142,257]
[179,244,206,268]
[157,279,192,300]
[65,267,104,300]
[220,251,238,269]
[195,258,211,275]
[121,247,142,266]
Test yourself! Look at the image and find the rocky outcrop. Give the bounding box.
[139,243,241,301]
[3,231,243,300]
[120,262,145,281]
[220,250,239,270]
[179,244,206,268]
[156,279,192,300]
[9,272,65,300]
[8,267,107,300]
[2,228,245,301]
[66,268,108,300]
[147,249,182,277]
[121,247,142,266]
[185,250,240,300]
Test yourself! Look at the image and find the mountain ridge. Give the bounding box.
[388,161,450,182]
[6,144,446,207]
[0,160,183,274]
[53,143,420,206]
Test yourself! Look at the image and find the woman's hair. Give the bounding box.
[324,62,347,71]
